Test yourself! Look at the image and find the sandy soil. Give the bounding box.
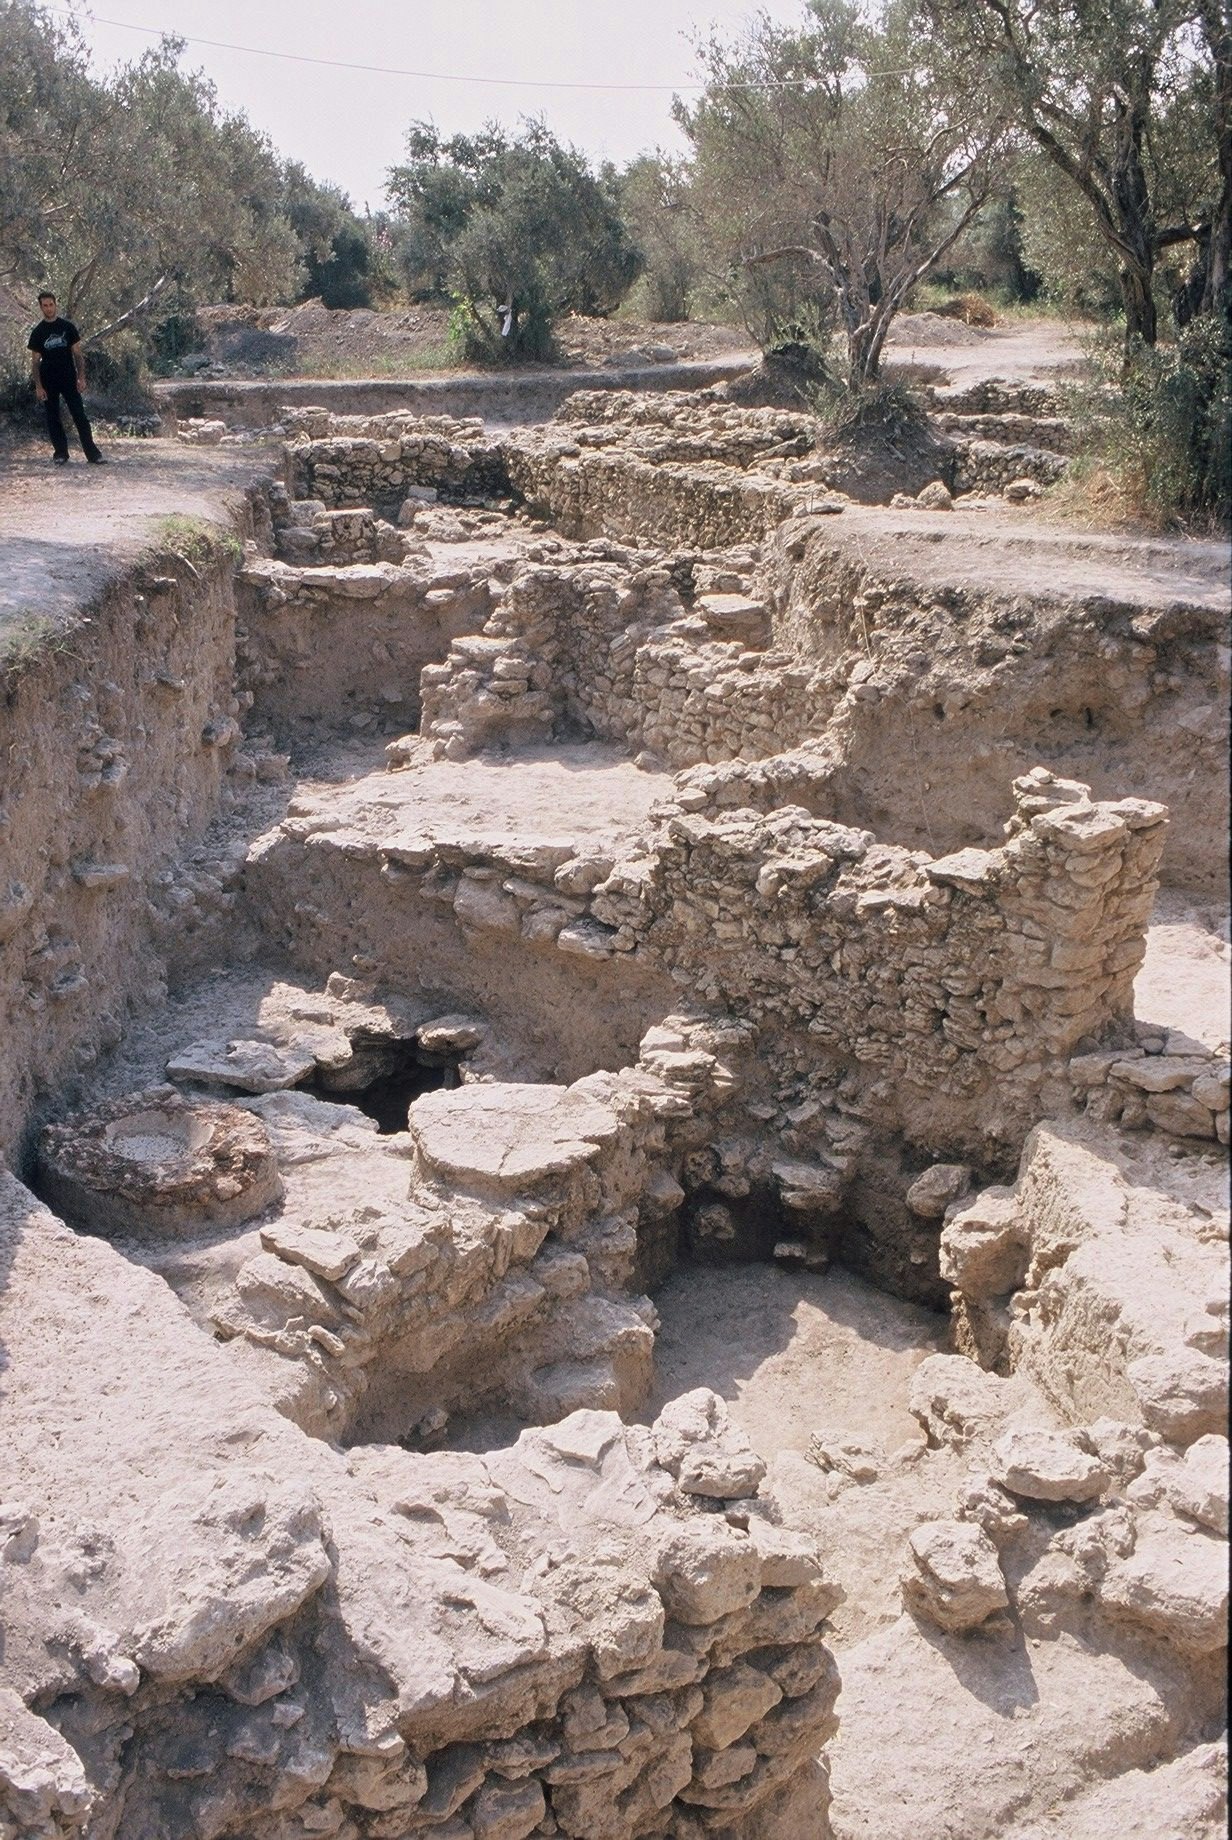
[813,501,1230,608]
[194,300,751,379]
[0,435,269,634]
[1136,892,1232,1050]
[885,312,1089,391]
[646,1261,1064,1648]
[646,1262,944,1459]
[305,739,673,853]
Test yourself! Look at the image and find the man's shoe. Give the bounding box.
[86,451,107,464]
[52,454,69,464]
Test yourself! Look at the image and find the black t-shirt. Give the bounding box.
[28,318,80,386]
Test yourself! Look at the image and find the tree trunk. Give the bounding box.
[847,320,879,387]
[1199,0,1232,325]
[1119,258,1157,353]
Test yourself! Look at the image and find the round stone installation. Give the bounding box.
[38,1089,283,1241]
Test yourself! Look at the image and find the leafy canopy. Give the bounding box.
[387,120,641,361]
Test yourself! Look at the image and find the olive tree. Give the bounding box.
[2,2,308,353]
[387,121,641,361]
[678,0,1003,386]
[929,0,1229,348]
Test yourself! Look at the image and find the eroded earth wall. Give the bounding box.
[0,520,264,1163]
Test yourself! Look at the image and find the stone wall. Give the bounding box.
[236,552,498,737]
[1,1172,841,1840]
[1069,1038,1230,1145]
[416,542,834,771]
[951,437,1069,495]
[287,413,511,513]
[248,759,1168,1167]
[0,518,264,1163]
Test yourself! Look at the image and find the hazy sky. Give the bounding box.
[69,0,812,210]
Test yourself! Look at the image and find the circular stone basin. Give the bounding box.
[38,1090,282,1242]
[104,1108,216,1167]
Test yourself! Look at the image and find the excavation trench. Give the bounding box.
[3,395,1227,1840]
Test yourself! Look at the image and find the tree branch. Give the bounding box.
[83,273,171,344]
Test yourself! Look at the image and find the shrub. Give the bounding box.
[1085,317,1231,527]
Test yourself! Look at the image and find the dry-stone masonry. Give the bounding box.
[1,380,1226,1840]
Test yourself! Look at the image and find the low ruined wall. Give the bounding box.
[236,554,498,736]
[419,550,832,770]
[0,518,263,1163]
[153,357,758,433]
[952,437,1068,494]
[1070,1039,1230,1144]
[287,415,511,512]
[505,444,802,548]
[248,764,1168,1165]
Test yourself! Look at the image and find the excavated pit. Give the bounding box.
[1,378,1228,1840]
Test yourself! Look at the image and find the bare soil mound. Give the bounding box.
[191,300,750,380]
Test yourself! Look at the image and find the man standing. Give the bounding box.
[27,292,105,465]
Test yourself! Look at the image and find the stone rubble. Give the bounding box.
[1,382,1227,1840]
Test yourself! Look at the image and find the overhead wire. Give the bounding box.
[47,6,914,92]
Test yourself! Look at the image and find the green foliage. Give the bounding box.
[1012,152,1126,318]
[927,190,1043,302]
[0,611,79,683]
[146,514,243,567]
[929,0,1225,348]
[0,1,383,398]
[387,120,641,362]
[619,155,703,323]
[1111,316,1231,523]
[279,165,393,309]
[677,0,1004,384]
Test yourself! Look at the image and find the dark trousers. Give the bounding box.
[43,377,100,459]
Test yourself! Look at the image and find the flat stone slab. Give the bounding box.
[167,1037,318,1093]
[409,1082,622,1191]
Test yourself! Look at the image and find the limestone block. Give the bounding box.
[1165,1436,1229,1535]
[259,1221,362,1283]
[653,1521,761,1625]
[990,1430,1110,1503]
[909,1355,1014,1448]
[416,1014,487,1054]
[770,1159,844,1214]
[940,1188,1026,1299]
[453,876,521,935]
[467,1776,545,1839]
[902,1520,1009,1632]
[916,480,954,510]
[1099,1517,1228,1653]
[745,1522,825,1589]
[807,1433,881,1483]
[0,1690,94,1838]
[652,1389,767,1500]
[409,1082,621,1194]
[691,1661,783,1750]
[906,1163,971,1217]
[1127,1349,1229,1444]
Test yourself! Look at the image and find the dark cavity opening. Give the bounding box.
[303,1036,460,1135]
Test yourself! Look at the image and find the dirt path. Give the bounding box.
[813,500,1230,608]
[885,312,1089,391]
[0,437,269,636]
